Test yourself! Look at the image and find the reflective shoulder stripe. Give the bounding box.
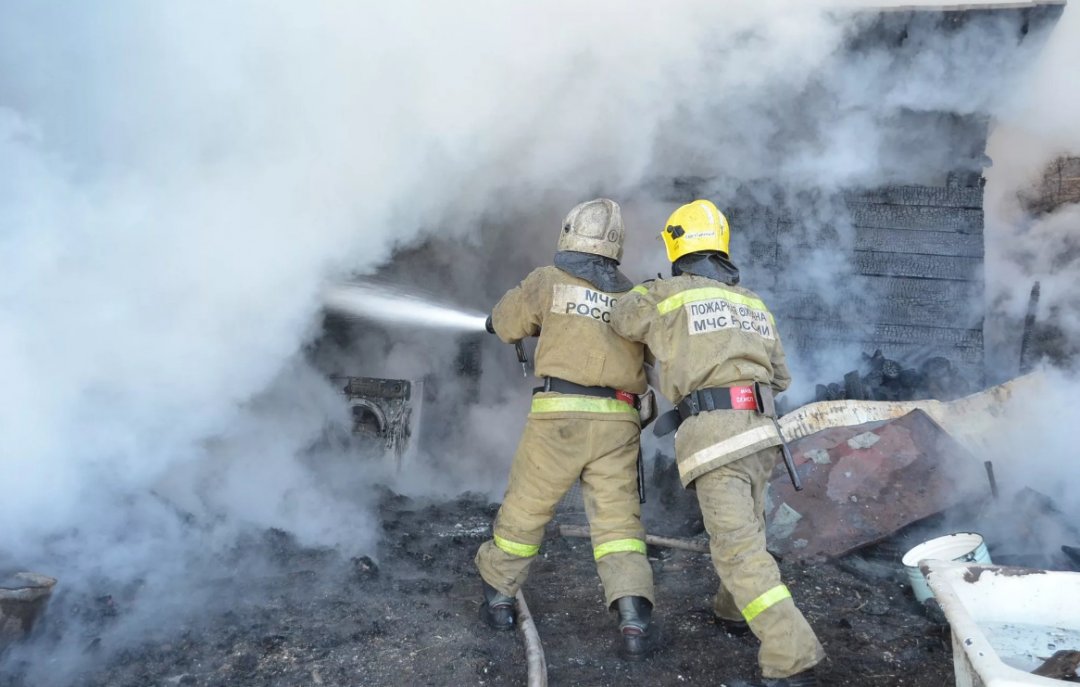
[656,287,775,323]
[741,584,792,622]
[593,538,647,560]
[630,285,649,296]
[494,535,539,558]
[531,397,634,414]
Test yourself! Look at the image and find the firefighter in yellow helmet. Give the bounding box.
[474,198,658,659]
[610,200,825,685]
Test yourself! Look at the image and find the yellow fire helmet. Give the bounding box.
[661,199,731,262]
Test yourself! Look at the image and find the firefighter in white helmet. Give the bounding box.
[610,200,825,685]
[475,198,658,660]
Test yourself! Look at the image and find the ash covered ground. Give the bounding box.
[1,479,956,687]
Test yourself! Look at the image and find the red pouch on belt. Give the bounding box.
[614,390,636,406]
[729,386,758,410]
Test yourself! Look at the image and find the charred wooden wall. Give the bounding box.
[1023,156,1080,215]
[665,176,988,386]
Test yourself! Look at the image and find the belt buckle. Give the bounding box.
[753,382,776,417]
[701,389,716,412]
[686,391,700,416]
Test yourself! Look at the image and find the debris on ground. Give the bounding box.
[809,349,972,404]
[0,488,958,687]
[1,377,1075,686]
[559,524,710,554]
[1033,650,1080,681]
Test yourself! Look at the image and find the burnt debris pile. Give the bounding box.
[812,349,971,403]
[1021,156,1080,216]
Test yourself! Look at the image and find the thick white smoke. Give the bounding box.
[1,1,1077,680]
[0,0,850,565]
[975,4,1080,531]
[984,2,1080,378]
[1,12,862,669]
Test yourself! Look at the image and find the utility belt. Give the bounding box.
[653,382,776,437]
[532,376,637,407]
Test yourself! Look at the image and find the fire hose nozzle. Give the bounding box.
[514,341,529,377]
[485,315,495,334]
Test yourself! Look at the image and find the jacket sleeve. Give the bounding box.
[769,329,792,394]
[610,285,654,344]
[490,269,544,343]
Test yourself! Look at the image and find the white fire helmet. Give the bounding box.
[556,198,625,263]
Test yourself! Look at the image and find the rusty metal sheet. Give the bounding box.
[765,409,988,562]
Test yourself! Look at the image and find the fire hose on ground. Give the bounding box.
[511,528,707,687]
[515,590,548,687]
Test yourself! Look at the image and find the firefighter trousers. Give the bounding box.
[695,447,825,679]
[475,414,654,607]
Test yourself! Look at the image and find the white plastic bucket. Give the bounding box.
[901,532,991,603]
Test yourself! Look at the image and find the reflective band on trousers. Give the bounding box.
[593,538,647,560]
[656,287,775,324]
[531,396,633,414]
[494,535,539,558]
[631,285,649,295]
[741,584,792,622]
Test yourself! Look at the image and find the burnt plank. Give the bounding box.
[848,203,984,233]
[774,289,982,330]
[769,246,982,281]
[784,335,984,371]
[852,251,982,281]
[728,207,792,232]
[781,319,983,349]
[853,226,984,257]
[742,269,778,291]
[743,240,779,264]
[844,185,983,209]
[771,274,982,305]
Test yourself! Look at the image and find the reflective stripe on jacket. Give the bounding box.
[492,266,646,420]
[611,275,790,484]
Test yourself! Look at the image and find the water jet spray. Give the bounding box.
[322,281,488,332]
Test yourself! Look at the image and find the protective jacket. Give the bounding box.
[491,265,646,421]
[477,262,653,608]
[611,274,790,485]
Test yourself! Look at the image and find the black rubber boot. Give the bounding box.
[713,612,751,637]
[762,669,818,687]
[615,596,659,661]
[478,581,516,631]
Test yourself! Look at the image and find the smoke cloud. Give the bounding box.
[984,2,1080,378]
[972,3,1080,549]
[1,0,1077,681]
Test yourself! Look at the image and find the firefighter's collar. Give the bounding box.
[671,252,740,285]
[554,251,634,293]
